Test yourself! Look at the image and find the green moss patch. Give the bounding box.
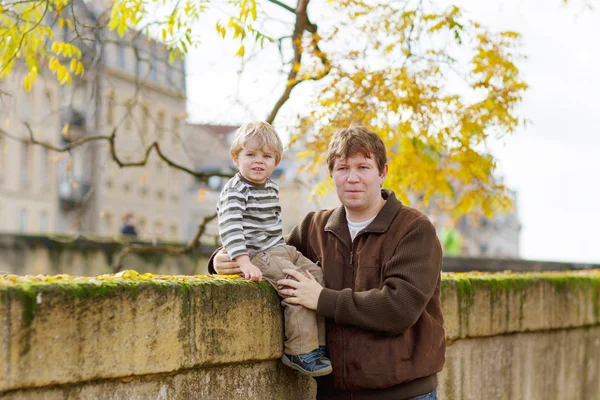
[0,271,275,328]
[442,270,600,334]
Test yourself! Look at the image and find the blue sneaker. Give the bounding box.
[318,346,331,365]
[282,348,333,377]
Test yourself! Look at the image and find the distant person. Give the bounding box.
[216,121,332,377]
[120,212,138,237]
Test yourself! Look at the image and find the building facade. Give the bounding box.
[0,1,188,241]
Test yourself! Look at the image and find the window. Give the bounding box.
[22,91,33,119]
[103,211,114,235]
[169,223,178,239]
[117,43,126,70]
[39,211,48,233]
[19,209,28,233]
[107,92,115,126]
[41,148,50,189]
[135,46,142,77]
[124,99,133,131]
[138,216,147,237]
[156,110,165,139]
[150,42,158,81]
[153,220,164,237]
[20,142,32,188]
[156,189,164,200]
[207,176,223,191]
[0,136,5,184]
[141,105,149,135]
[172,117,180,145]
[180,60,186,92]
[166,61,173,84]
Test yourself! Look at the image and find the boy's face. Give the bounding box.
[233,138,280,184]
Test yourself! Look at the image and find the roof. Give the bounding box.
[188,124,239,137]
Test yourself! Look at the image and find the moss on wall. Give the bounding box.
[442,270,600,333]
[2,269,599,331]
[0,271,277,328]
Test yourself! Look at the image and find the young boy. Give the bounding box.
[217,121,331,377]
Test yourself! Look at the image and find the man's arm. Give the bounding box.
[317,219,442,335]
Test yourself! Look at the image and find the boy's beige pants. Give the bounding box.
[251,245,326,355]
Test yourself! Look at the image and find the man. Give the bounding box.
[211,125,445,399]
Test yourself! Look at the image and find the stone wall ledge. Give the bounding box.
[0,273,283,393]
[442,270,600,341]
[1,269,599,395]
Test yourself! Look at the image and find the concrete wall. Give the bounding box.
[0,269,599,399]
[2,233,598,279]
[0,233,214,276]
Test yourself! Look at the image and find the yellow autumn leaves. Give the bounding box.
[0,270,241,286]
[0,0,84,91]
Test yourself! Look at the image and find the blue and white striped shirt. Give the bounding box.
[217,173,285,260]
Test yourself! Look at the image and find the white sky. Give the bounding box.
[185,0,600,264]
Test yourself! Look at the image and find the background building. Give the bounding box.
[0,0,188,241]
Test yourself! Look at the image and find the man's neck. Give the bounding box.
[345,196,386,222]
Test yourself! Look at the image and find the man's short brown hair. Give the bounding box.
[326,124,387,174]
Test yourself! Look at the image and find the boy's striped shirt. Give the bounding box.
[217,173,285,260]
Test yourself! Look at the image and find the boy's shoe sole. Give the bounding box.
[281,354,333,377]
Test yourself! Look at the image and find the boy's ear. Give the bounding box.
[232,153,239,168]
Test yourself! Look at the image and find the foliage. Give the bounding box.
[1,0,533,219]
[290,2,527,217]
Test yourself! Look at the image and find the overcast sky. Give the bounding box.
[185,0,600,264]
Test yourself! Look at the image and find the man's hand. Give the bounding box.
[239,261,263,282]
[278,269,323,310]
[214,248,242,275]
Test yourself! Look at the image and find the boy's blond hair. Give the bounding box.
[230,122,284,162]
[326,124,387,174]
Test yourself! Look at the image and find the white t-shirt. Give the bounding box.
[347,215,376,241]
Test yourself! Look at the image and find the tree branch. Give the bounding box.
[111,212,218,272]
[0,123,233,182]
[266,0,331,124]
[267,0,296,14]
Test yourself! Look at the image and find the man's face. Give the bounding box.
[233,138,279,184]
[331,153,387,217]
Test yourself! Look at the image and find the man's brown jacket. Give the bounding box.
[287,190,445,399]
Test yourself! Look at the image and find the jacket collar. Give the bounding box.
[324,189,403,240]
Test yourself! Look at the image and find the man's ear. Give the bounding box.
[380,164,389,179]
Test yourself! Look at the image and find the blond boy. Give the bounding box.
[216,121,331,376]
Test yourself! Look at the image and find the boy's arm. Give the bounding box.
[233,254,263,281]
[217,188,249,261]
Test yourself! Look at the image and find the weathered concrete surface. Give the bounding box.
[1,270,599,399]
[1,361,316,400]
[0,233,214,276]
[439,326,600,400]
[442,271,600,340]
[0,277,283,393]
